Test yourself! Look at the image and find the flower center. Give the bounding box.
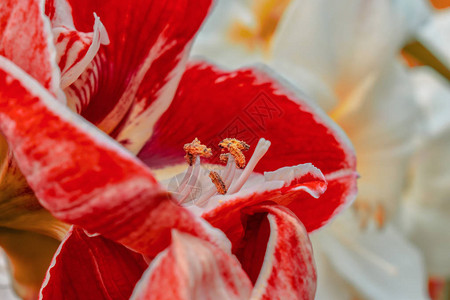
[169,137,271,208]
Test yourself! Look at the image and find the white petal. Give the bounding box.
[268,60,338,112]
[399,202,450,277]
[191,0,263,69]
[391,0,432,39]
[417,9,450,69]
[312,242,355,300]
[0,251,19,300]
[410,67,450,136]
[271,0,413,112]
[336,62,421,217]
[400,126,450,276]
[314,213,429,300]
[407,127,450,211]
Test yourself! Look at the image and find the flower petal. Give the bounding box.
[131,230,252,300]
[52,13,109,91]
[200,163,331,247]
[417,9,450,69]
[313,247,356,300]
[0,229,61,300]
[46,0,213,154]
[0,250,18,300]
[191,0,265,69]
[240,205,316,300]
[0,0,61,98]
[401,126,450,277]
[314,215,429,300]
[336,62,421,220]
[0,150,68,240]
[40,226,148,300]
[270,0,428,113]
[411,67,450,136]
[0,56,227,257]
[139,62,357,231]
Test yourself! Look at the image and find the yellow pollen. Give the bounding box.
[219,153,229,164]
[219,138,250,169]
[209,171,227,195]
[183,138,212,166]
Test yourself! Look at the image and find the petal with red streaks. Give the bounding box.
[0,0,60,98]
[241,205,316,300]
[131,230,252,300]
[0,56,227,257]
[45,0,213,154]
[40,227,148,300]
[201,163,328,249]
[140,62,357,231]
[53,14,109,91]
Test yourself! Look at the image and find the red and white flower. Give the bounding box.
[0,0,357,299]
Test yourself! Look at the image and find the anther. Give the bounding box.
[183,138,212,166]
[219,153,229,164]
[209,171,227,195]
[219,138,250,169]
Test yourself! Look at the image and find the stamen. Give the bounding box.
[219,153,229,164]
[183,138,212,166]
[209,171,227,195]
[228,138,271,194]
[176,162,195,193]
[195,155,235,207]
[219,138,250,169]
[177,156,201,204]
[221,154,237,188]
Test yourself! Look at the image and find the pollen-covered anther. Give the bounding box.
[183,138,212,166]
[219,138,250,169]
[219,153,229,164]
[209,171,227,195]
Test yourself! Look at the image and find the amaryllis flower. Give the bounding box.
[0,0,357,299]
[192,1,445,299]
[193,0,432,222]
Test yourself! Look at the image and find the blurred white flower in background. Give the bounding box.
[192,0,450,299]
[0,251,19,300]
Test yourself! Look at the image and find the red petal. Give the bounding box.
[45,0,212,154]
[0,57,225,257]
[40,227,148,300]
[140,62,357,231]
[131,230,252,300]
[290,170,357,231]
[0,0,60,97]
[201,163,328,248]
[243,205,316,300]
